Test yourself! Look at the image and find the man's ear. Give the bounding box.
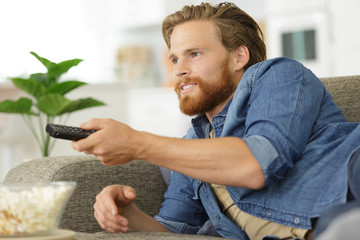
[231,45,250,71]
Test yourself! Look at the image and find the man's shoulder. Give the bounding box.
[247,57,304,75]
[241,57,314,87]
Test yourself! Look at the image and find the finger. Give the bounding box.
[124,187,137,202]
[93,185,136,233]
[71,131,100,152]
[114,186,137,207]
[80,118,111,130]
[96,191,119,216]
[96,155,110,166]
[72,119,111,152]
[94,209,129,233]
[71,139,91,152]
[94,197,126,227]
[94,210,107,230]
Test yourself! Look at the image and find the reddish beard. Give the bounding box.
[175,61,237,116]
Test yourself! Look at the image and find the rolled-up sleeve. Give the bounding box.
[154,172,208,234]
[154,215,202,234]
[243,135,279,185]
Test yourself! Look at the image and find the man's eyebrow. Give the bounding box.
[168,48,204,59]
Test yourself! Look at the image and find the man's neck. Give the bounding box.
[205,93,234,124]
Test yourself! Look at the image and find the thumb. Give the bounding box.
[114,186,137,208]
[80,118,106,130]
[124,187,136,201]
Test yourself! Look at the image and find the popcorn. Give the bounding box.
[0,182,75,236]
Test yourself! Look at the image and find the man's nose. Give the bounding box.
[174,60,190,78]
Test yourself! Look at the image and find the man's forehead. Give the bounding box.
[169,20,221,55]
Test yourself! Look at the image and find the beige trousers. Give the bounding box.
[211,184,309,240]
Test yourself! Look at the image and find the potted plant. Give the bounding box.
[0,52,105,157]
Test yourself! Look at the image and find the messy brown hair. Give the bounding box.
[162,2,266,70]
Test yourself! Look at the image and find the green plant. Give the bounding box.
[0,52,105,157]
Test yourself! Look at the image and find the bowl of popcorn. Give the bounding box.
[0,181,76,237]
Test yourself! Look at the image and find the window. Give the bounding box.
[282,29,316,61]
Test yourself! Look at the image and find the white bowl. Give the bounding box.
[0,181,76,236]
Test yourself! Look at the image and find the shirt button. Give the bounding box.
[294,218,300,224]
[266,212,271,216]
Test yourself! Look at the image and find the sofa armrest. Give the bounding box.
[3,155,167,233]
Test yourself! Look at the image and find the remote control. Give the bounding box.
[46,123,97,141]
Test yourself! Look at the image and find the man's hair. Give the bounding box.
[162,2,266,70]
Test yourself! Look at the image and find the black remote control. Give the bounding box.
[46,123,97,141]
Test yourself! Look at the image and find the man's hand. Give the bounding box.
[94,185,136,233]
[71,118,141,166]
[94,184,169,233]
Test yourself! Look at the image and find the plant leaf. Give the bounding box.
[30,51,56,71]
[30,73,49,86]
[47,59,83,84]
[11,77,46,99]
[0,97,36,115]
[37,94,105,116]
[45,81,87,95]
[37,93,71,116]
[30,51,83,85]
[56,58,83,74]
[59,98,106,115]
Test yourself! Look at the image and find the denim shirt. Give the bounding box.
[155,57,360,240]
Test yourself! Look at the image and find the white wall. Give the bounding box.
[0,0,103,83]
[265,0,360,77]
[328,0,360,77]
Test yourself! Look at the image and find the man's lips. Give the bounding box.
[179,82,197,94]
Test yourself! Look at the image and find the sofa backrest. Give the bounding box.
[321,75,360,122]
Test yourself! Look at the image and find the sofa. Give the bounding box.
[3,75,360,240]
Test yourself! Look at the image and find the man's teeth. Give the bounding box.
[183,84,196,90]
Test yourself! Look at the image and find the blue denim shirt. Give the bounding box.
[155,58,360,240]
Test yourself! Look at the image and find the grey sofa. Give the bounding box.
[3,75,360,240]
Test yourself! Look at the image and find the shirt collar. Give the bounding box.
[190,98,233,138]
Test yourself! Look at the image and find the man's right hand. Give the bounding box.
[94,185,137,233]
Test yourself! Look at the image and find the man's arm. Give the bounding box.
[139,131,265,189]
[72,118,265,189]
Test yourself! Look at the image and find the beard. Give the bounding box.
[175,60,237,116]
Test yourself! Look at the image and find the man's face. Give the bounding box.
[169,20,238,117]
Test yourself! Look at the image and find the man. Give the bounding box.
[72,2,360,240]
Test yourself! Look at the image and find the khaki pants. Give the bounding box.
[211,184,309,240]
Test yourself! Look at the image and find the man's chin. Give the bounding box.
[179,101,204,116]
[181,109,201,116]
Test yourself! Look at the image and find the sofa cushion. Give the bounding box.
[321,75,360,122]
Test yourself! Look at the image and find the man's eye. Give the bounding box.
[171,58,178,64]
[192,52,200,57]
